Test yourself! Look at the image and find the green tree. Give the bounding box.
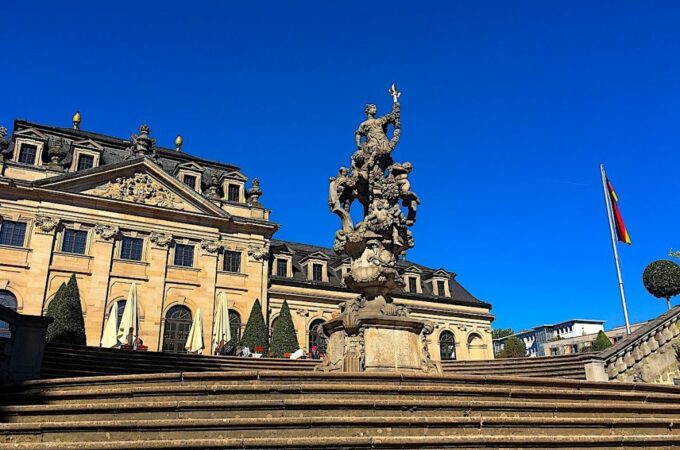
[270,300,300,357]
[498,336,527,358]
[45,274,86,345]
[492,328,514,340]
[240,299,268,353]
[642,260,680,310]
[591,330,613,352]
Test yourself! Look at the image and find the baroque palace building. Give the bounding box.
[0,116,494,361]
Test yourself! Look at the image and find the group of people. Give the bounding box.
[213,340,325,360]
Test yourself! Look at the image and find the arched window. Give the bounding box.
[162,305,192,353]
[269,317,278,337]
[0,290,18,338]
[112,300,126,329]
[467,333,485,360]
[228,310,241,343]
[308,319,327,357]
[439,330,456,360]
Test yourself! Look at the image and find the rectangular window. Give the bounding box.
[174,243,194,267]
[276,259,288,276]
[183,175,196,189]
[408,277,417,293]
[312,263,323,282]
[437,280,446,296]
[18,144,37,165]
[223,250,241,273]
[228,184,240,202]
[120,237,144,261]
[61,229,88,254]
[0,220,27,247]
[76,154,94,171]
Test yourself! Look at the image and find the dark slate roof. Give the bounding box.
[9,119,244,195]
[270,239,490,309]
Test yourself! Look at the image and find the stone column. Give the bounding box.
[86,224,118,346]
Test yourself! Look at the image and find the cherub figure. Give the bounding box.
[391,162,420,225]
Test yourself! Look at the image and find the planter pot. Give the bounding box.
[254,346,265,353]
[284,352,292,358]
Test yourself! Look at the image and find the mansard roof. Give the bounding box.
[269,239,489,308]
[9,119,245,192]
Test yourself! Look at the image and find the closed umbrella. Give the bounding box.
[184,308,204,354]
[100,306,118,348]
[212,292,231,354]
[117,283,138,346]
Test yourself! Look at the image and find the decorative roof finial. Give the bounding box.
[72,111,81,130]
[175,134,183,152]
[129,124,157,157]
[0,125,10,162]
[247,178,263,206]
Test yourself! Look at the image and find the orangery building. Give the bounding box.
[0,116,495,361]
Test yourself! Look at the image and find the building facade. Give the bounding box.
[0,117,495,361]
[494,319,605,357]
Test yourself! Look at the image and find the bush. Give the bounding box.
[270,300,299,357]
[492,328,514,340]
[240,299,268,353]
[45,274,86,345]
[642,260,680,307]
[498,336,526,358]
[591,330,613,352]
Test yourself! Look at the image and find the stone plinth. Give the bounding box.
[321,313,441,374]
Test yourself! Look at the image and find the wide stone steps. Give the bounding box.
[441,354,593,379]
[2,371,679,448]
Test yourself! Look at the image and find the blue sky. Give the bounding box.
[2,1,679,332]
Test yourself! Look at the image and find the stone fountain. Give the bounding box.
[321,85,440,373]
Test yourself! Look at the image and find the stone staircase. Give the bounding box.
[1,370,679,448]
[441,353,593,380]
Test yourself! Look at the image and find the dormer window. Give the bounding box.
[228,184,240,202]
[276,258,288,277]
[76,154,94,171]
[436,280,446,296]
[408,277,418,293]
[18,144,38,165]
[312,263,323,281]
[182,174,197,190]
[402,266,423,294]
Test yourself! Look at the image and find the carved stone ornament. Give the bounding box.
[200,239,221,254]
[149,232,173,247]
[34,215,59,233]
[88,173,185,210]
[247,178,263,206]
[94,224,119,241]
[0,126,11,161]
[247,241,270,261]
[47,138,68,172]
[128,124,157,158]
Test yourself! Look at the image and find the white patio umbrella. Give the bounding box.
[117,283,139,346]
[100,306,118,348]
[184,308,204,354]
[212,292,231,354]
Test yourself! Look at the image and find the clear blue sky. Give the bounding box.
[3,1,679,332]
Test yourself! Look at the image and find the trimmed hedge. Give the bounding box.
[270,300,299,357]
[45,274,87,345]
[240,299,268,353]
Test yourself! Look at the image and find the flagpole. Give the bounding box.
[600,164,631,334]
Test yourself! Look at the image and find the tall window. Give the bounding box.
[0,290,18,338]
[61,229,88,254]
[312,263,323,281]
[174,244,194,267]
[308,319,327,357]
[115,300,126,328]
[436,280,446,296]
[182,175,196,189]
[0,220,27,247]
[408,277,417,293]
[120,237,144,261]
[76,154,94,171]
[229,310,242,342]
[17,144,37,164]
[227,184,240,202]
[439,331,456,360]
[276,259,288,277]
[223,250,241,273]
[162,305,192,353]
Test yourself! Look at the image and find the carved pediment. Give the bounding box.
[15,127,48,141]
[72,139,104,152]
[84,172,194,211]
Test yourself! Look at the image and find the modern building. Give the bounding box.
[541,321,649,356]
[494,319,605,357]
[0,116,495,362]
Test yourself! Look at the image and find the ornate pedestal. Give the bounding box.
[321,311,441,374]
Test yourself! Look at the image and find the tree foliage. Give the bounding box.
[498,336,526,358]
[45,274,86,345]
[270,300,299,357]
[240,299,268,353]
[492,328,514,340]
[642,260,680,302]
[591,330,613,352]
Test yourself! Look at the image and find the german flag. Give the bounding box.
[606,178,632,245]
